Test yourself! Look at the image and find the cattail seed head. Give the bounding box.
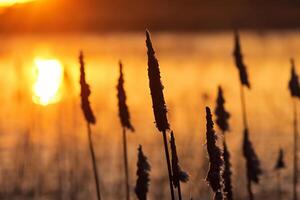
[79,51,96,124]
[288,59,300,98]
[146,30,170,132]
[117,61,134,132]
[205,107,224,198]
[170,131,189,188]
[233,31,251,89]
[274,148,285,170]
[135,145,151,200]
[243,129,262,184]
[215,86,231,133]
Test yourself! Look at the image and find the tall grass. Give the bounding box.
[288,59,300,200]
[233,32,262,200]
[205,107,223,200]
[145,30,175,200]
[117,61,135,200]
[214,86,233,200]
[79,51,102,200]
[170,131,189,200]
[274,148,285,200]
[135,145,151,200]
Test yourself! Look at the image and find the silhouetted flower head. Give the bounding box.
[289,59,300,98]
[135,145,151,200]
[146,30,170,132]
[215,86,230,133]
[243,129,262,184]
[79,51,96,124]
[274,148,285,170]
[205,107,224,199]
[117,61,134,132]
[222,141,233,200]
[170,131,189,188]
[233,31,251,89]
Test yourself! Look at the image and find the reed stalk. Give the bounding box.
[145,30,175,200]
[79,51,102,200]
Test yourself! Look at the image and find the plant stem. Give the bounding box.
[122,128,130,200]
[87,123,102,200]
[247,178,253,200]
[277,170,282,200]
[240,83,248,130]
[177,180,182,200]
[162,130,175,200]
[293,98,298,200]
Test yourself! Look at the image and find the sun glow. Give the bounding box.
[32,58,63,106]
[0,0,34,6]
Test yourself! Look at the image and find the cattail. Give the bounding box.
[274,148,285,200]
[170,131,189,200]
[243,129,262,200]
[223,141,233,200]
[289,59,300,98]
[79,51,101,200]
[205,107,223,200]
[214,86,233,199]
[79,51,96,124]
[145,30,175,200]
[146,30,170,132]
[215,86,230,133]
[117,61,135,132]
[233,31,250,89]
[117,61,134,200]
[135,145,151,200]
[274,149,285,170]
[289,59,299,200]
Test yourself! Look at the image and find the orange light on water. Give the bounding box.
[32,58,63,106]
[0,0,34,6]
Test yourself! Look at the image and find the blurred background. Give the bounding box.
[0,0,299,199]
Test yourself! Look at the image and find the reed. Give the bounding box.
[145,30,175,200]
[170,131,189,200]
[288,59,300,200]
[274,148,285,200]
[242,129,262,200]
[135,145,151,200]
[214,86,233,200]
[79,51,102,200]
[117,61,135,200]
[233,31,262,200]
[205,107,223,200]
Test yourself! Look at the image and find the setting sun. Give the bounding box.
[32,58,63,106]
[0,0,34,6]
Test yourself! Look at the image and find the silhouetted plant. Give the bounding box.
[205,107,223,200]
[233,31,261,200]
[117,61,135,132]
[243,129,262,200]
[274,149,285,171]
[117,61,134,200]
[79,52,96,124]
[288,59,300,200]
[79,51,102,200]
[233,31,250,89]
[145,30,174,200]
[215,86,233,200]
[274,149,285,200]
[135,145,151,200]
[289,59,300,98]
[146,30,170,132]
[170,131,189,200]
[223,141,233,200]
[215,86,230,133]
